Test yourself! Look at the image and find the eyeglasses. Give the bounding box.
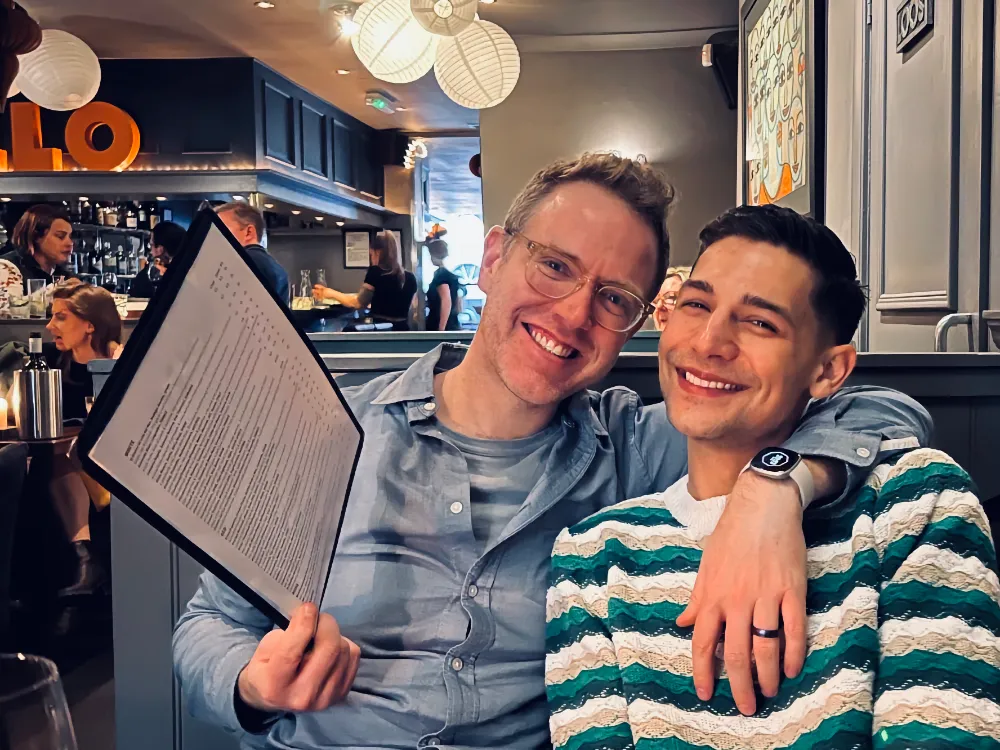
[506,230,653,332]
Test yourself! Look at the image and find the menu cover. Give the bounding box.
[77,208,364,627]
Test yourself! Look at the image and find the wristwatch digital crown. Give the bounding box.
[744,447,815,509]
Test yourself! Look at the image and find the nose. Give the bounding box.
[691,310,739,361]
[549,284,594,331]
[46,318,56,332]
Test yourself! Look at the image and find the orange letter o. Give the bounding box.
[65,102,140,171]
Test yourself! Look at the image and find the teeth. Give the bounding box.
[684,370,740,391]
[529,327,574,358]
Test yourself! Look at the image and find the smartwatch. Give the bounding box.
[744,447,815,508]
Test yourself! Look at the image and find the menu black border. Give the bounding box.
[77,207,365,629]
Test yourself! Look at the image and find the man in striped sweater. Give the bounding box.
[546,205,1000,749]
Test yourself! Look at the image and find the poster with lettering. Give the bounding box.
[745,0,807,208]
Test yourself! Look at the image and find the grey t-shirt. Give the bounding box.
[437,420,562,552]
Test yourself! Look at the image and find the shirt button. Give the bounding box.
[467,584,479,598]
[422,401,437,414]
[451,657,464,671]
[449,501,463,514]
[856,447,871,458]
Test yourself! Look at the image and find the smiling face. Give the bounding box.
[35,218,74,268]
[47,298,94,353]
[659,236,852,449]
[476,181,658,407]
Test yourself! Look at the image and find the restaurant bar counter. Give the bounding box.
[89,350,1000,750]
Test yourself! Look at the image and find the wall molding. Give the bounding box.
[874,289,955,311]
[514,27,736,53]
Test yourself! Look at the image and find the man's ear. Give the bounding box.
[477,226,509,295]
[809,344,857,400]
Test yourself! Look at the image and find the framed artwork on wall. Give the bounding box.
[741,0,826,219]
[344,231,372,269]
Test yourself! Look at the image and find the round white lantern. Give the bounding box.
[16,29,101,111]
[352,0,438,84]
[435,21,520,109]
[410,0,477,36]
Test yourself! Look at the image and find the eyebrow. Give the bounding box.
[680,280,795,325]
[524,235,647,296]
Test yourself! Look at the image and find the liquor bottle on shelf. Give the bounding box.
[116,244,128,275]
[114,203,126,229]
[89,240,103,275]
[127,239,139,275]
[80,198,92,225]
[148,202,160,229]
[104,203,119,227]
[103,238,118,275]
[68,200,81,224]
[125,202,138,230]
[137,202,149,230]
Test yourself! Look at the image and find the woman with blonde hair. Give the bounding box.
[313,231,418,331]
[651,265,691,331]
[43,279,122,597]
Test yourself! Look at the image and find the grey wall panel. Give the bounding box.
[876,0,958,313]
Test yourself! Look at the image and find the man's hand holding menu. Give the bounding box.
[237,603,360,716]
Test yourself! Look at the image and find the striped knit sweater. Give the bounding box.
[546,448,1000,749]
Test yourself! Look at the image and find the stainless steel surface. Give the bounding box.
[984,310,1000,349]
[12,369,63,440]
[934,312,977,352]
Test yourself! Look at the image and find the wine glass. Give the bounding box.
[0,653,79,749]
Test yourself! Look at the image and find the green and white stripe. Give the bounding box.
[546,449,1000,749]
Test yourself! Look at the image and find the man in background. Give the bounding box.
[216,202,289,303]
[128,220,186,299]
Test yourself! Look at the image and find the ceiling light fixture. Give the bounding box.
[291,209,301,215]
[403,137,428,169]
[479,0,495,4]
[315,216,324,221]
[330,3,360,35]
[352,0,438,83]
[396,106,410,111]
[155,196,167,201]
[254,1,276,8]
[78,196,89,201]
[264,203,275,209]
[233,195,245,201]
[336,69,351,75]
[336,221,345,227]
[0,197,10,202]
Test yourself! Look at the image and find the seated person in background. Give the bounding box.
[128,221,187,299]
[313,230,417,331]
[649,265,690,331]
[0,204,75,287]
[547,205,1000,749]
[45,279,123,597]
[0,257,23,314]
[215,202,290,303]
[424,226,463,332]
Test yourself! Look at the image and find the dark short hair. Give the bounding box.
[503,152,675,298]
[12,204,71,254]
[697,205,866,345]
[151,221,187,260]
[215,202,265,244]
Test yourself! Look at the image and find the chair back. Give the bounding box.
[0,442,28,647]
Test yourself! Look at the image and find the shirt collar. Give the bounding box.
[370,342,609,438]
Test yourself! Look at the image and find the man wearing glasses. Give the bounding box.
[174,153,930,749]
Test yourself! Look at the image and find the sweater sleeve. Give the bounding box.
[547,522,635,750]
[871,449,1000,749]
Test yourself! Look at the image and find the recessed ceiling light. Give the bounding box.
[254,0,275,8]
[315,216,324,221]
[291,210,301,215]
[336,69,351,75]
[480,0,495,4]
[78,196,89,201]
[340,17,360,35]
[336,221,345,227]
[155,196,167,201]
[396,106,410,111]
[0,197,10,202]
[233,195,245,201]
[264,203,275,209]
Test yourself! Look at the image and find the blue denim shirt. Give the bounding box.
[173,344,931,750]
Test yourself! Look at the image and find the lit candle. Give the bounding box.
[0,398,7,430]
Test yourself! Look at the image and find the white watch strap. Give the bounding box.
[788,459,815,509]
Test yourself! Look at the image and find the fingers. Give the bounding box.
[723,612,756,716]
[291,613,345,709]
[317,638,361,708]
[676,586,701,628]
[781,589,807,679]
[689,607,723,701]
[752,599,782,698]
[263,603,319,683]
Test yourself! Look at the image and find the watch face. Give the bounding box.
[753,448,799,472]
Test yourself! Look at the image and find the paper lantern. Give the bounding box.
[15,29,101,111]
[435,21,520,109]
[352,0,438,84]
[410,0,477,36]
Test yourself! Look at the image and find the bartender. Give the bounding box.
[0,204,76,287]
[313,231,417,331]
[128,221,187,299]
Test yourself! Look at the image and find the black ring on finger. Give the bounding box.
[751,626,781,639]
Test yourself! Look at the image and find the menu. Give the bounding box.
[78,210,363,624]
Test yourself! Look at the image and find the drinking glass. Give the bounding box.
[8,290,28,320]
[300,270,312,299]
[0,653,79,749]
[314,269,327,304]
[26,280,47,319]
